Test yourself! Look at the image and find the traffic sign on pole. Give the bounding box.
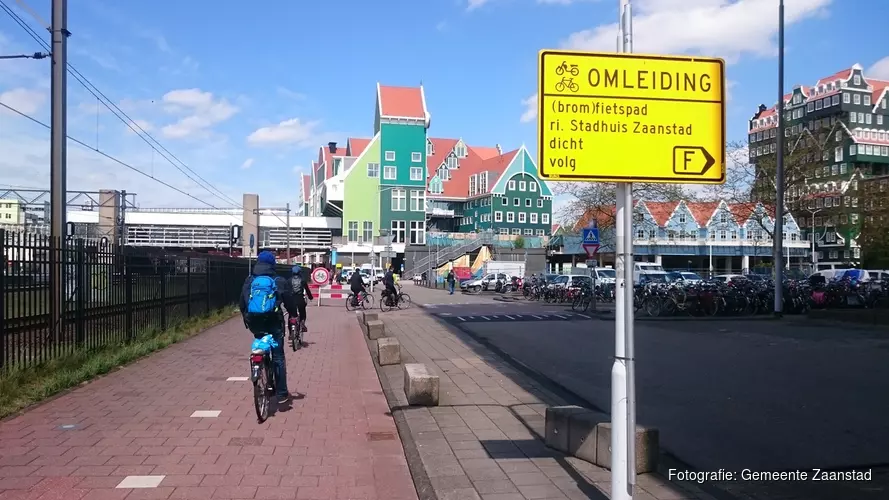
[582,223,600,257]
[536,50,726,185]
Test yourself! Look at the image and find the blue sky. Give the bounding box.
[1,0,887,214]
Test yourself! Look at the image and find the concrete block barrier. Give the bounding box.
[403,363,439,406]
[544,405,658,473]
[377,337,401,366]
[366,319,386,340]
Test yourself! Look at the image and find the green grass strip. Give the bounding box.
[0,307,238,419]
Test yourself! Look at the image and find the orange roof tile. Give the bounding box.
[378,85,425,119]
[871,79,889,108]
[574,207,616,231]
[685,202,720,226]
[472,146,501,160]
[643,201,677,226]
[347,137,371,157]
[439,148,517,199]
[426,138,459,182]
[816,68,853,87]
[301,174,311,203]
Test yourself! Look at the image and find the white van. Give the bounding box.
[634,262,668,284]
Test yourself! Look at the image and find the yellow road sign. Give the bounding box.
[537,50,726,184]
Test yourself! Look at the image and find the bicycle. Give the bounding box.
[380,285,412,312]
[555,77,580,93]
[287,316,303,352]
[555,61,579,76]
[345,290,374,311]
[249,334,277,423]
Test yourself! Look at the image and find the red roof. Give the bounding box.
[685,202,720,226]
[378,85,425,119]
[438,147,517,199]
[425,138,459,182]
[643,201,676,226]
[473,147,501,160]
[816,68,853,87]
[871,79,889,109]
[301,174,311,203]
[347,137,371,157]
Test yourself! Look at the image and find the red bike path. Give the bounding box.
[0,307,418,500]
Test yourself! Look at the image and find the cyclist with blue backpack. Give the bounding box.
[239,251,300,405]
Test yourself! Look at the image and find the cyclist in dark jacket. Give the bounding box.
[349,268,367,306]
[289,265,313,332]
[383,266,397,306]
[239,251,299,404]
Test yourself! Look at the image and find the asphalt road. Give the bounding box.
[435,303,889,473]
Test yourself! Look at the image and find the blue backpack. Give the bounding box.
[246,275,278,316]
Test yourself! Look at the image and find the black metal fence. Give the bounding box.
[1,229,285,373]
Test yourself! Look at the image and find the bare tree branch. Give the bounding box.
[554,181,699,230]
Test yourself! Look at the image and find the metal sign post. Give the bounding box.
[535,2,725,497]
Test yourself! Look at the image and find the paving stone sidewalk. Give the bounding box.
[0,306,417,499]
[372,284,713,500]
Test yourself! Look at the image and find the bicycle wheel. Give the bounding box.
[555,81,566,92]
[345,293,357,311]
[555,65,565,75]
[253,362,270,422]
[397,293,412,309]
[571,295,584,311]
[568,82,579,92]
[361,294,375,310]
[290,324,299,351]
[380,295,394,312]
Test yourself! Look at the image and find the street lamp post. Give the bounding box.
[773,0,786,316]
[806,207,823,269]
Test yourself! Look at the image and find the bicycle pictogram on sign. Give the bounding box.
[555,77,579,93]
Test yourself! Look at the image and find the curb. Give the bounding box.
[358,319,437,500]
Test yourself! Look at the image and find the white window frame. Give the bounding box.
[391,220,406,243]
[519,212,527,224]
[537,199,543,208]
[367,163,380,178]
[409,190,425,211]
[508,180,516,190]
[519,181,527,191]
[506,212,515,223]
[385,151,396,161]
[391,188,406,211]
[410,167,423,181]
[347,221,359,242]
[529,182,537,192]
[843,93,850,104]
[494,211,503,222]
[530,213,538,224]
[409,220,426,245]
[525,199,532,207]
[383,166,397,180]
[411,152,422,163]
[362,221,373,243]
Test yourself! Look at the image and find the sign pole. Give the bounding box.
[612,2,635,500]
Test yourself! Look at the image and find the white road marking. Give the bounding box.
[190,410,221,418]
[116,476,165,489]
[226,377,249,382]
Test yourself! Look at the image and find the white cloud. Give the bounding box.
[0,88,47,115]
[520,93,538,123]
[247,118,322,147]
[868,56,889,80]
[124,119,153,134]
[521,0,832,122]
[276,87,306,100]
[241,158,255,170]
[467,0,491,11]
[159,88,238,139]
[561,0,832,60]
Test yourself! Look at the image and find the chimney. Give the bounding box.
[495,144,502,155]
[758,104,767,113]
[328,141,337,153]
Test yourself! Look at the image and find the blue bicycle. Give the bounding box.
[250,334,277,422]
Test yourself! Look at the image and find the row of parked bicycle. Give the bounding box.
[524,276,888,317]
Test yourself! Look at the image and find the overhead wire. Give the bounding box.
[0,0,243,210]
[0,101,223,209]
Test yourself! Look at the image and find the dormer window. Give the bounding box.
[438,165,450,181]
[454,143,467,158]
[678,213,686,223]
[426,140,434,156]
[446,154,457,169]
[853,74,861,85]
